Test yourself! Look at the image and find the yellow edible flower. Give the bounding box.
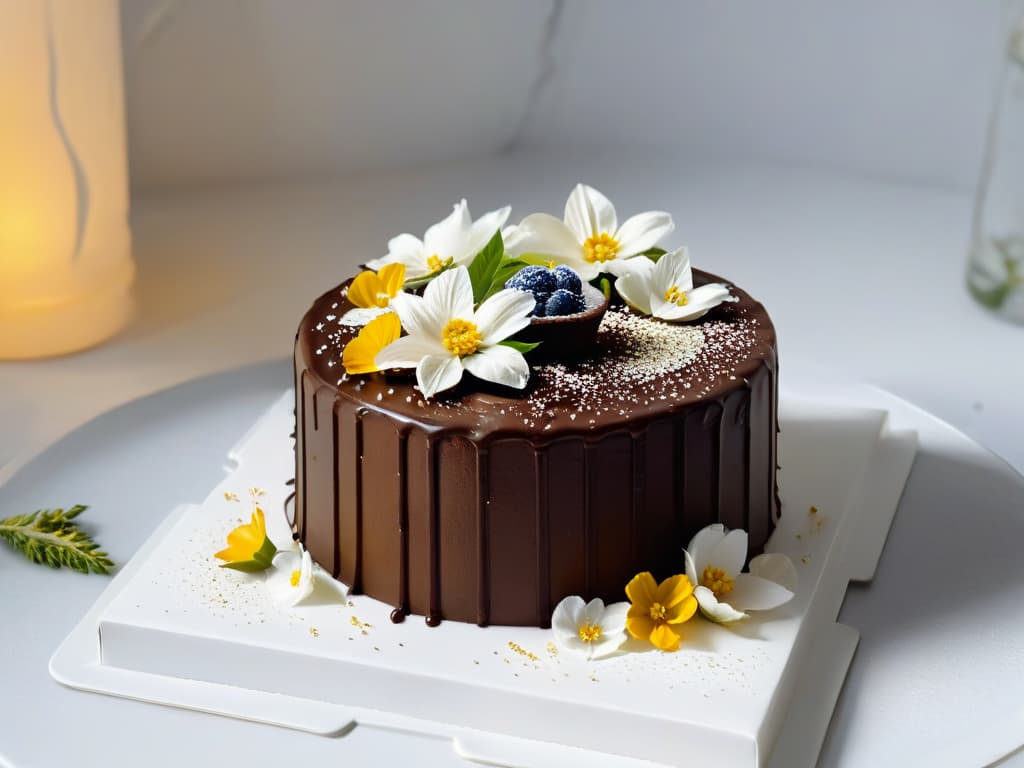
[347,263,406,309]
[342,312,402,374]
[625,571,698,652]
[215,507,278,572]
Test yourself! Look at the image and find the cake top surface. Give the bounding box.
[297,269,775,440]
[295,184,777,439]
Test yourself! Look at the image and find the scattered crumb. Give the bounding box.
[507,641,539,662]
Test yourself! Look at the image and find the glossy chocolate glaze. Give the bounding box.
[294,270,779,628]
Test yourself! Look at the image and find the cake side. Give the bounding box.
[294,270,778,627]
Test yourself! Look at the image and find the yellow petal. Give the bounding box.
[378,263,406,298]
[658,573,695,609]
[625,571,658,607]
[343,312,402,374]
[215,508,269,563]
[251,507,266,536]
[626,613,655,641]
[667,594,698,625]
[348,271,385,309]
[649,622,681,652]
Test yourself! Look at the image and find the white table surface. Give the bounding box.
[2,149,1023,766]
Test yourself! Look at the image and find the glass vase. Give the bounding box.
[968,2,1024,322]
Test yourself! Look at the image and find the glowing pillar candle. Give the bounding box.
[0,0,133,359]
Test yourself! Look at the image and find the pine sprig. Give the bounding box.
[0,505,114,575]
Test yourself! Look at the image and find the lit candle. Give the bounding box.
[0,0,133,359]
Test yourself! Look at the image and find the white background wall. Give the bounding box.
[120,0,1004,192]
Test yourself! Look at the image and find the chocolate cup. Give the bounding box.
[513,282,610,362]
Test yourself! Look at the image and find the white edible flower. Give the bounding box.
[683,524,796,624]
[375,266,535,399]
[504,183,673,280]
[551,595,629,659]
[366,199,510,282]
[266,545,347,609]
[615,247,735,323]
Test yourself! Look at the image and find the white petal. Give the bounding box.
[311,564,349,601]
[458,205,511,264]
[564,183,617,241]
[462,344,530,390]
[686,523,727,574]
[367,233,425,275]
[694,585,748,623]
[655,283,735,322]
[387,233,426,263]
[473,289,535,345]
[423,199,472,257]
[603,254,652,277]
[560,636,596,658]
[614,211,674,257]
[504,213,585,258]
[599,601,630,635]
[728,573,794,612]
[374,334,446,370]
[614,269,654,315]
[749,553,798,593]
[589,628,627,659]
[266,549,314,609]
[581,597,607,626]
[684,549,698,584]
[654,247,693,292]
[423,265,475,323]
[707,528,748,576]
[416,354,464,399]
[390,291,443,339]
[552,595,586,643]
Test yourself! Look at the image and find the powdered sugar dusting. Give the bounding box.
[304,283,769,432]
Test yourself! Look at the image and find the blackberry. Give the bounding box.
[505,265,557,296]
[551,265,583,295]
[545,289,585,317]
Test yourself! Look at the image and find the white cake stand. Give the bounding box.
[2,360,1023,768]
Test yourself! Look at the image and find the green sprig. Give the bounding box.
[0,505,114,575]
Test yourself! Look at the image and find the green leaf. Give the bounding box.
[499,340,541,354]
[467,230,505,304]
[480,258,531,303]
[517,253,557,267]
[641,247,667,263]
[0,505,113,575]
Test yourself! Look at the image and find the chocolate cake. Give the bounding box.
[293,269,778,628]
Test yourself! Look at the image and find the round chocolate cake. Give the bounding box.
[293,269,778,628]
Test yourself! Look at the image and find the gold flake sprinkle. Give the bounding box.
[308,627,320,638]
[546,641,559,656]
[801,555,811,565]
[249,487,266,499]
[350,616,372,631]
[223,492,240,502]
[507,641,539,662]
[809,505,818,515]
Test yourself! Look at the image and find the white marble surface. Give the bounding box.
[2,151,1023,766]
[119,1,1001,190]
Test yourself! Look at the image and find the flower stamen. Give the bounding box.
[578,623,603,643]
[427,254,453,274]
[664,285,689,306]
[290,569,302,587]
[583,232,621,263]
[442,318,482,357]
[700,565,734,598]
[648,602,667,621]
